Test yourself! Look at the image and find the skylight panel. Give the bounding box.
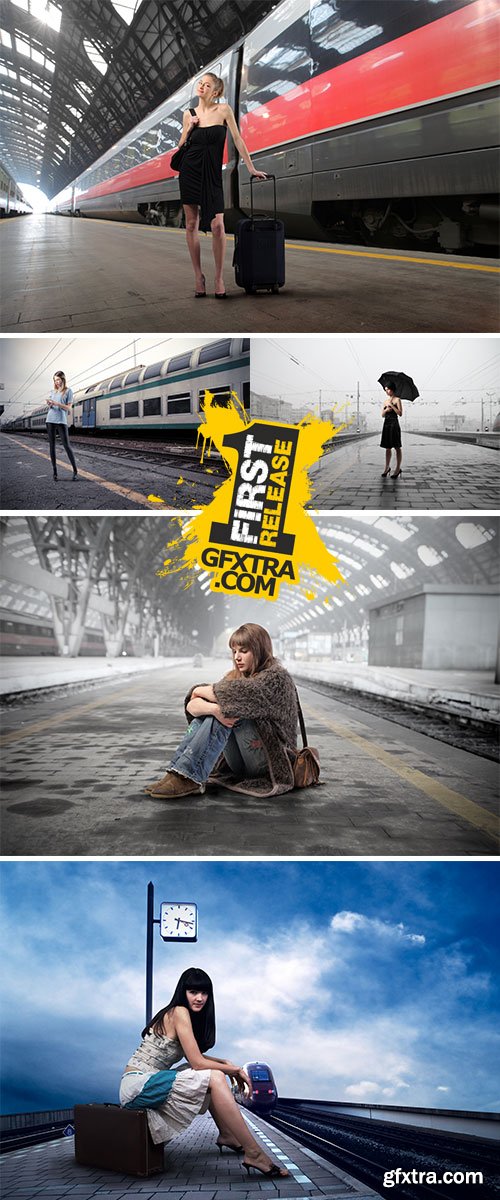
[83,40,108,75]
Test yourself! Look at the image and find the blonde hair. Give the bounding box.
[203,72,224,99]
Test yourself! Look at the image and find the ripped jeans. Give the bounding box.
[169,716,267,786]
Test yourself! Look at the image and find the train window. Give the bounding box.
[123,367,142,386]
[242,3,312,116]
[198,340,232,365]
[167,352,192,374]
[242,380,250,410]
[144,396,162,417]
[109,404,122,419]
[198,386,231,411]
[109,376,124,390]
[251,1068,271,1081]
[143,360,165,381]
[242,338,250,353]
[167,393,191,414]
[124,401,139,417]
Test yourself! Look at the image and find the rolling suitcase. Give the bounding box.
[74,1103,164,1177]
[233,174,285,293]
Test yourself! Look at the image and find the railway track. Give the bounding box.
[268,1103,500,1199]
[1,1121,72,1153]
[299,677,499,763]
[19,431,227,475]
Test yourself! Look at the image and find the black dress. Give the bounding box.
[380,411,402,449]
[179,124,226,232]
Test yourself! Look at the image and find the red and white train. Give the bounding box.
[50,0,499,251]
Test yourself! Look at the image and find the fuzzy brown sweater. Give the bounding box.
[186,662,299,797]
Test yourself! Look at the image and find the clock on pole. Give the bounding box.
[160,902,198,942]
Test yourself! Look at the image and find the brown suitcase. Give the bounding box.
[74,1103,164,1176]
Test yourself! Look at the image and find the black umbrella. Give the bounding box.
[378,371,419,401]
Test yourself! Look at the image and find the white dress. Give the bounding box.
[119,1030,211,1144]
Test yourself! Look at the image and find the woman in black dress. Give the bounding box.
[380,386,403,478]
[177,73,267,297]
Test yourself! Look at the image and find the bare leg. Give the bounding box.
[208,1072,288,1174]
[184,204,205,292]
[393,448,402,474]
[383,449,391,475]
[211,214,226,294]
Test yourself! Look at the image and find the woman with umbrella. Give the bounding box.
[380,382,403,478]
[378,372,419,480]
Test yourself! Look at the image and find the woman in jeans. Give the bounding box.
[145,623,298,800]
[46,370,78,481]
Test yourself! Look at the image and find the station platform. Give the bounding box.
[310,432,500,509]
[0,433,218,512]
[0,655,190,698]
[0,1110,380,1200]
[1,214,498,334]
[1,659,498,857]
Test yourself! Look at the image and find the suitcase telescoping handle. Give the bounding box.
[250,172,277,223]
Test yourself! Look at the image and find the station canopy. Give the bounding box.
[0,0,278,197]
[1,515,497,658]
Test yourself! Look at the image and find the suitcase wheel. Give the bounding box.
[271,285,280,294]
[245,286,256,295]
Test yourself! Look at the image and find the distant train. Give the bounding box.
[0,162,32,217]
[0,611,107,657]
[237,1063,278,1115]
[3,337,250,437]
[50,0,499,252]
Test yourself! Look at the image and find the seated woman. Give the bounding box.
[119,966,289,1178]
[145,623,298,800]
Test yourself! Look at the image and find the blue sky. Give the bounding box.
[1,860,499,1116]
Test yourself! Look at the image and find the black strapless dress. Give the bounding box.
[380,412,402,449]
[179,124,226,232]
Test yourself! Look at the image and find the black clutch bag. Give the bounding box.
[171,108,197,172]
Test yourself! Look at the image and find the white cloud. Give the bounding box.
[437,1086,450,1092]
[345,1080,380,1098]
[331,911,425,945]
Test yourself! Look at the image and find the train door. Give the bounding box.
[82,396,96,428]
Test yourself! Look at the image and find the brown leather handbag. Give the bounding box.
[292,691,320,787]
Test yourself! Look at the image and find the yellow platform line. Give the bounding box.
[0,678,153,747]
[7,435,168,509]
[303,702,500,844]
[88,220,499,275]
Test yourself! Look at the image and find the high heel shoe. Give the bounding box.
[53,471,58,481]
[216,1140,244,1155]
[214,291,227,299]
[243,1161,289,1178]
[195,274,206,298]
[72,470,79,480]
[381,469,391,477]
[391,470,402,478]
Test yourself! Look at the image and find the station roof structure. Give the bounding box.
[1,515,498,656]
[0,0,278,197]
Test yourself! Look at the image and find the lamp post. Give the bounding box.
[145,882,199,1025]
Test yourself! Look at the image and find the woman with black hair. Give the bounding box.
[380,384,403,479]
[119,967,288,1177]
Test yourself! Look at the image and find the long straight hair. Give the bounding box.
[142,967,215,1051]
[227,623,275,678]
[53,370,68,400]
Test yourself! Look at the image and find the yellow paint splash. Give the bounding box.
[157,391,346,601]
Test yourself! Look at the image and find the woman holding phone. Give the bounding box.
[46,370,78,481]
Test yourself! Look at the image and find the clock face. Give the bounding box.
[160,902,198,942]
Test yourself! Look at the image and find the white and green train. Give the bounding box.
[9,338,250,437]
